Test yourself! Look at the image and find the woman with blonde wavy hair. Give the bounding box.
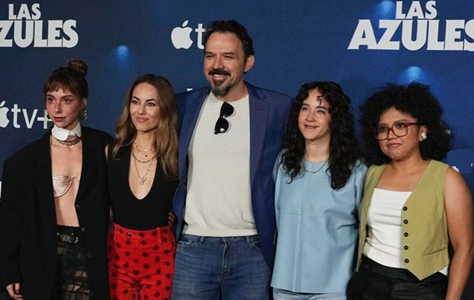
[106,74,179,299]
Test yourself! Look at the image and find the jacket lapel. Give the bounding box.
[178,84,269,186]
[32,133,56,222]
[76,130,99,203]
[248,83,269,185]
[178,89,209,181]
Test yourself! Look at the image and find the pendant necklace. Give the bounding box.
[304,161,327,174]
[132,149,154,163]
[132,150,155,185]
[133,143,156,158]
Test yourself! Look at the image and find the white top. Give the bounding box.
[364,188,448,275]
[183,92,256,237]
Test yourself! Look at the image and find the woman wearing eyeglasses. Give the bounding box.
[271,82,367,300]
[347,82,473,300]
[106,74,178,299]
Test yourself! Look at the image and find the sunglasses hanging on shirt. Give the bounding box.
[214,102,234,134]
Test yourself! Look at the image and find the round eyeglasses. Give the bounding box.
[375,121,419,141]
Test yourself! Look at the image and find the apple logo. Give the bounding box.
[171,20,194,49]
[0,101,10,128]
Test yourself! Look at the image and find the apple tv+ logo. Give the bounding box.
[171,20,205,50]
[0,100,52,129]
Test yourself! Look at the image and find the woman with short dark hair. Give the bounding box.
[347,82,473,300]
[0,60,112,300]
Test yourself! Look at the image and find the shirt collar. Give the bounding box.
[51,122,82,141]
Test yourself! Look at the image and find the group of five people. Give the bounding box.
[0,19,472,300]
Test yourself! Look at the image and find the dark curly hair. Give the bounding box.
[360,82,452,165]
[203,20,255,60]
[281,81,360,190]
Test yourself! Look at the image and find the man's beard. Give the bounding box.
[208,68,232,97]
[211,83,232,97]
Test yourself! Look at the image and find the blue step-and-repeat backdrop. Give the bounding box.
[0,0,473,298]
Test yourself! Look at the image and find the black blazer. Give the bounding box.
[0,127,112,300]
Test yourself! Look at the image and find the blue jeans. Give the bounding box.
[273,288,346,300]
[172,234,271,300]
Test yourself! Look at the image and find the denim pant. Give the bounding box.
[347,256,447,300]
[171,234,271,300]
[273,288,346,300]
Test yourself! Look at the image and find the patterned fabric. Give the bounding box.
[108,223,176,300]
[52,226,93,300]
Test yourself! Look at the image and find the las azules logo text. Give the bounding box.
[348,1,474,51]
[0,3,79,48]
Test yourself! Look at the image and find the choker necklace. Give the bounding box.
[133,143,156,158]
[52,123,82,142]
[304,161,327,174]
[132,153,155,185]
[131,149,155,164]
[55,135,82,146]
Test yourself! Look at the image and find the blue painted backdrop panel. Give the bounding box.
[0,0,473,297]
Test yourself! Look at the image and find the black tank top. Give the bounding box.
[107,143,178,230]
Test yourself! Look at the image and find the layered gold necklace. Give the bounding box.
[131,144,156,185]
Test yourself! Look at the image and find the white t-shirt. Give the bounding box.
[183,92,256,237]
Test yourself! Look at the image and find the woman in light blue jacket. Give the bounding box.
[271,81,367,300]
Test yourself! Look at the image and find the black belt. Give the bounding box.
[57,225,81,244]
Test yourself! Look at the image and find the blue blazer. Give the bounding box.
[173,82,292,268]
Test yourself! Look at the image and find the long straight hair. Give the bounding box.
[112,74,178,180]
